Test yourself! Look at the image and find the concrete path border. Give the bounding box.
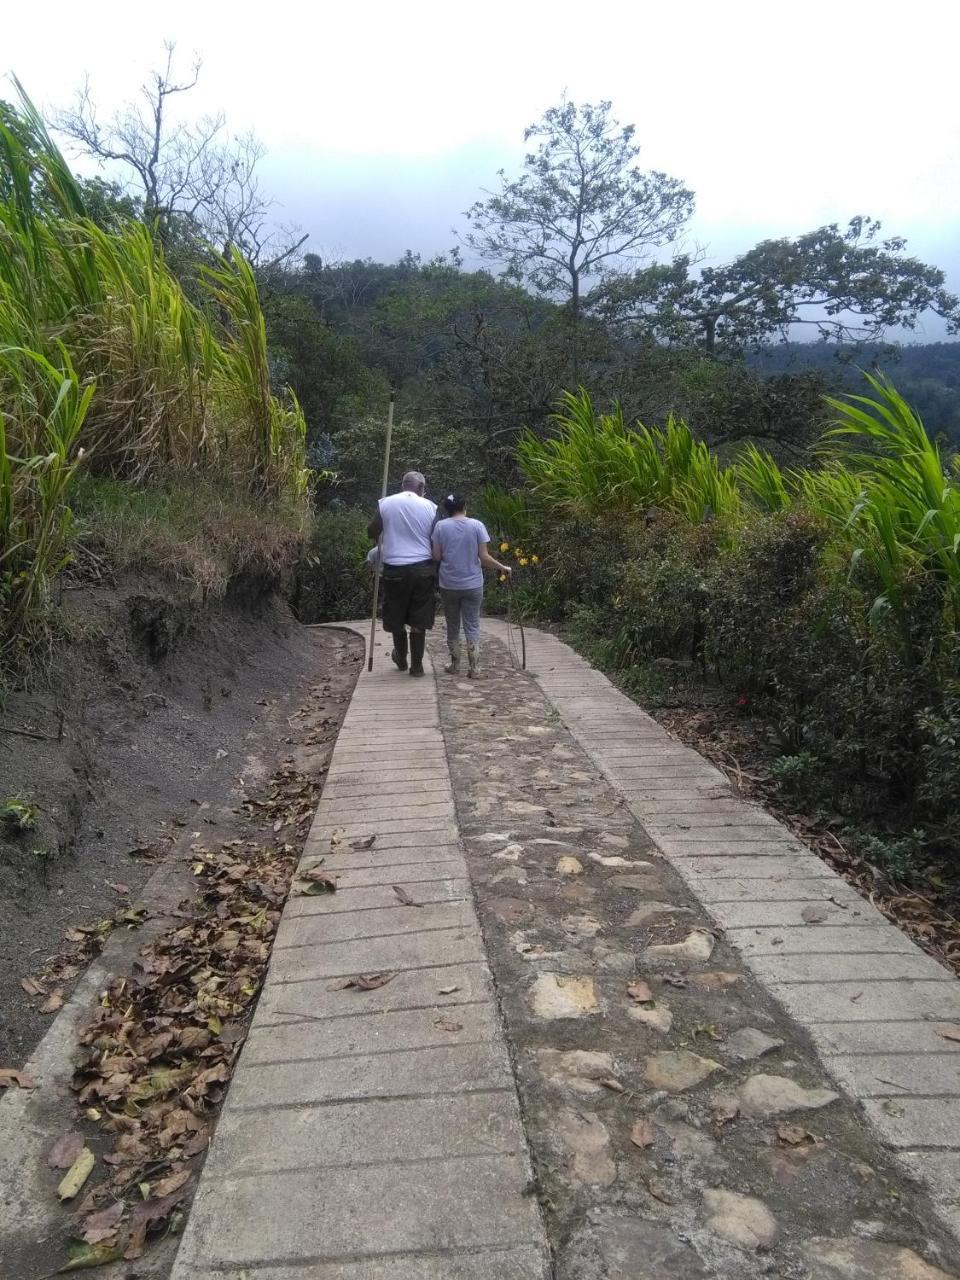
[484,618,960,1241]
[170,625,550,1279]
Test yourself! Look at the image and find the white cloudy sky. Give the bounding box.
[5,0,959,333]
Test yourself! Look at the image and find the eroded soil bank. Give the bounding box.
[1,580,361,1066]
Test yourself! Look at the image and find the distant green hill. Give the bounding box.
[748,341,960,447]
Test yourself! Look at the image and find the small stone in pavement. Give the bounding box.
[531,972,600,1019]
[628,1002,673,1033]
[626,901,692,925]
[737,1073,839,1118]
[726,1027,784,1062]
[703,1187,778,1251]
[645,930,715,962]
[802,1237,953,1279]
[556,1108,617,1187]
[645,1049,722,1092]
[538,1048,616,1095]
[557,856,584,875]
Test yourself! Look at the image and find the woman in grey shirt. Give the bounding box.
[432,493,511,677]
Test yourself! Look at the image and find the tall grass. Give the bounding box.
[0,87,309,661]
[517,388,742,522]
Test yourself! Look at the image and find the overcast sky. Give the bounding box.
[6,0,959,337]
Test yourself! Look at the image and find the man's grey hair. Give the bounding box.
[402,470,426,493]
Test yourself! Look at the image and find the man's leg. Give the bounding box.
[463,589,483,678]
[381,567,410,671]
[391,628,408,670]
[409,628,426,677]
[441,589,461,673]
[407,563,437,678]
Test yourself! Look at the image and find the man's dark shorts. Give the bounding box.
[381,560,436,631]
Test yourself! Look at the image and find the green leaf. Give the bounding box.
[59,1240,124,1271]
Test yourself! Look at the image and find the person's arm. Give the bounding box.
[367,507,383,540]
[432,536,443,563]
[479,543,511,575]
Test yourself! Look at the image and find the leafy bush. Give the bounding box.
[502,377,960,850]
[294,507,372,623]
[0,88,309,662]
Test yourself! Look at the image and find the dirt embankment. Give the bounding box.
[0,574,362,1067]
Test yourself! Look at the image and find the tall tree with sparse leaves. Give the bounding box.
[464,98,693,375]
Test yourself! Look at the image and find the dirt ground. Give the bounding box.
[1,578,362,1067]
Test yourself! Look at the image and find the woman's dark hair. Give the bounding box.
[442,492,466,516]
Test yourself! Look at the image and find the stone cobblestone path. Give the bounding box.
[170,622,960,1279]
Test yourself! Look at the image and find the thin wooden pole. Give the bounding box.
[367,391,395,672]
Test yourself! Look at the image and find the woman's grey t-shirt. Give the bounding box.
[433,517,490,590]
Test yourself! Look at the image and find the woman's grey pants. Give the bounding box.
[441,587,483,648]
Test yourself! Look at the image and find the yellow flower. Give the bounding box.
[499,541,510,552]
[531,554,540,564]
[499,572,507,582]
[519,557,529,566]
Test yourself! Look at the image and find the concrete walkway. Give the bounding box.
[170,625,549,1279]
[170,620,960,1278]
[484,618,960,1239]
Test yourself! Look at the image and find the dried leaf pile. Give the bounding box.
[60,761,325,1267]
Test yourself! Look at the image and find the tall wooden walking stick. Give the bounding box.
[367,391,395,672]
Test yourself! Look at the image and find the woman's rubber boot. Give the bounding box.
[409,631,426,677]
[391,630,408,671]
[444,641,461,675]
[467,643,481,679]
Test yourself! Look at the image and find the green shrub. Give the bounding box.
[294,507,372,623]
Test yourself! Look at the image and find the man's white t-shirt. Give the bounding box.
[379,491,437,565]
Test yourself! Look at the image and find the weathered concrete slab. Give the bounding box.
[287,879,471,915]
[175,1154,543,1271]
[206,1091,524,1175]
[243,1001,502,1065]
[203,1248,549,1280]
[276,899,477,947]
[170,629,546,1279]
[256,961,494,1024]
[269,925,484,982]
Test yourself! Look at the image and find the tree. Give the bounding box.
[464,98,693,374]
[53,43,304,266]
[599,218,960,353]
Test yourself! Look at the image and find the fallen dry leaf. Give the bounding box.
[47,1131,85,1169]
[21,975,46,996]
[392,885,422,907]
[58,1241,124,1271]
[434,1016,463,1032]
[642,1173,676,1205]
[438,984,460,995]
[124,1191,185,1260]
[776,1122,813,1146]
[58,1147,96,1200]
[0,1068,35,1089]
[600,1077,625,1093]
[108,882,130,896]
[630,1118,655,1148]
[81,1199,124,1244]
[352,835,377,850]
[938,1026,960,1043]
[152,1166,191,1198]
[332,972,396,991]
[41,988,65,1014]
[298,874,337,896]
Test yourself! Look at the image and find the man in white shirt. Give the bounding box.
[367,471,437,677]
